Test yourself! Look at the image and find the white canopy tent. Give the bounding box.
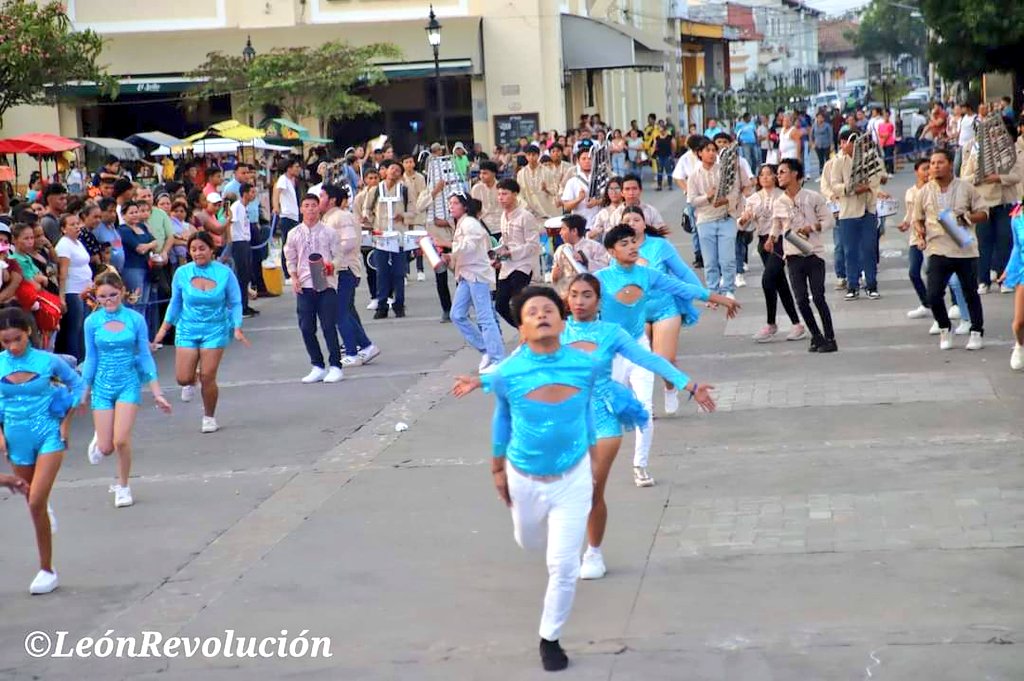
[150,138,290,156]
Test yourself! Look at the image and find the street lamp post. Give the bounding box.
[242,36,256,126]
[426,6,447,150]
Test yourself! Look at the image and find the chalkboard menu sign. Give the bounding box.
[494,113,540,149]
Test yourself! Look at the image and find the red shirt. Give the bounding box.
[877,121,896,147]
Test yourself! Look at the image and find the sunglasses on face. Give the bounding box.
[96,292,121,301]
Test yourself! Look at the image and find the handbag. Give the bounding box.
[681,210,694,234]
[765,149,780,165]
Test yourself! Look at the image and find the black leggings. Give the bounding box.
[786,254,835,341]
[758,235,800,326]
[927,255,984,334]
[495,270,532,327]
[436,268,452,314]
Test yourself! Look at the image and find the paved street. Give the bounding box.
[2,167,1023,680]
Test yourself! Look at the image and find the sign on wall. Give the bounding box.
[493,113,539,150]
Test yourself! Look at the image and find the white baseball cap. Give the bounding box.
[206,192,223,204]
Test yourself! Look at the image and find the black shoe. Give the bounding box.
[818,339,839,353]
[694,255,704,269]
[242,307,260,318]
[373,308,388,320]
[539,638,568,672]
[866,289,880,300]
[393,306,406,318]
[440,311,451,323]
[809,336,825,353]
[844,290,859,301]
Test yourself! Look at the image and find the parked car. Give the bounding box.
[811,90,843,111]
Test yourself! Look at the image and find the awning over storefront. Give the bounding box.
[379,59,474,80]
[125,131,188,150]
[75,137,141,161]
[0,133,80,155]
[58,76,207,97]
[561,14,669,71]
[261,118,332,146]
[185,120,266,143]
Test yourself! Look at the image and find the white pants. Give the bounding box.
[507,455,593,641]
[611,334,655,467]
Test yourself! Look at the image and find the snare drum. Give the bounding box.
[876,197,898,218]
[372,231,401,253]
[544,216,563,239]
[361,231,374,248]
[403,229,429,251]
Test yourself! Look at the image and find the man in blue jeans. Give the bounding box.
[831,130,881,299]
[734,113,759,174]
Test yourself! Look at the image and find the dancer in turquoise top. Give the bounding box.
[0,307,86,594]
[453,287,597,673]
[82,271,172,509]
[596,224,739,488]
[1001,208,1024,370]
[623,206,704,416]
[152,232,249,435]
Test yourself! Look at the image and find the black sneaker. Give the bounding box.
[694,255,704,269]
[393,306,406,318]
[242,308,260,318]
[809,336,825,352]
[866,289,880,300]
[440,311,451,323]
[818,339,839,353]
[373,308,388,320]
[844,290,859,301]
[539,638,568,672]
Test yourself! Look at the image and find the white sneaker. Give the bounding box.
[965,331,984,351]
[579,550,607,580]
[180,384,196,402]
[47,503,57,534]
[87,433,102,465]
[928,321,941,335]
[366,299,379,310]
[323,366,345,383]
[29,569,58,595]
[906,305,930,319]
[735,273,747,288]
[939,329,952,350]
[977,283,989,295]
[201,416,219,434]
[301,366,328,384]
[1011,344,1023,371]
[478,353,491,373]
[1001,284,1014,294]
[664,388,679,415]
[114,485,133,508]
[416,272,426,282]
[752,324,777,343]
[954,320,972,335]
[725,291,736,301]
[357,344,381,364]
[341,355,364,368]
[948,305,962,320]
[786,324,808,341]
[633,466,655,488]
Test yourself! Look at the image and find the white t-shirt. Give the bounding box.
[561,173,600,230]
[779,128,800,160]
[958,114,977,147]
[55,236,92,294]
[230,200,250,242]
[275,174,299,220]
[672,150,698,181]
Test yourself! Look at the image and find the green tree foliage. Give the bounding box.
[0,0,114,127]
[188,41,402,124]
[919,0,1024,83]
[849,0,927,61]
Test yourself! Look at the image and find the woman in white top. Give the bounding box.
[55,213,93,362]
[739,165,805,343]
[778,114,802,161]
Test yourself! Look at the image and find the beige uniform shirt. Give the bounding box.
[686,163,742,224]
[400,171,428,227]
[589,204,621,241]
[470,181,502,233]
[903,183,924,248]
[364,180,413,235]
[770,188,834,259]
[498,206,541,280]
[450,215,495,285]
[826,151,881,219]
[743,188,783,237]
[608,202,666,230]
[516,164,559,219]
[322,206,363,277]
[551,238,610,295]
[912,178,988,258]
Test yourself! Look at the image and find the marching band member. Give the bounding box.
[559,148,602,233]
[608,173,667,232]
[829,130,883,300]
[588,177,624,242]
[495,179,541,327]
[550,214,608,296]
[901,159,934,320]
[517,145,559,220]
[687,138,742,298]
[365,160,412,319]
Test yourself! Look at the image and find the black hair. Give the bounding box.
[778,157,804,180]
[497,178,520,193]
[759,163,779,177]
[712,132,733,143]
[400,154,415,163]
[234,162,252,171]
[621,173,642,190]
[78,202,101,219]
[0,307,36,343]
[479,160,498,174]
[603,223,636,249]
[621,205,663,238]
[42,183,67,201]
[697,137,718,154]
[13,209,38,227]
[913,158,930,171]
[549,142,564,153]
[839,129,856,142]
[509,286,567,327]
[164,180,184,195]
[301,193,320,204]
[560,213,587,237]
[450,193,482,219]
[687,135,710,152]
[322,184,350,206]
[568,272,601,298]
[602,176,624,207]
[104,155,119,166]
[278,157,301,173]
[379,159,397,170]
[206,166,223,177]
[187,231,216,250]
[363,167,380,178]
[11,222,35,239]
[931,148,954,164]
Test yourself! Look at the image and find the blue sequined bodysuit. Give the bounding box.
[164,261,243,348]
[1006,211,1024,288]
[594,260,710,339]
[481,345,597,476]
[637,235,704,323]
[562,317,691,439]
[81,305,158,410]
[0,347,85,465]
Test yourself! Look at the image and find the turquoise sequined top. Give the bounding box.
[638,235,704,321]
[562,317,691,390]
[81,305,158,388]
[481,345,597,476]
[164,261,243,335]
[594,261,710,339]
[0,347,85,424]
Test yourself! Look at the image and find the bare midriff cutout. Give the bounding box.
[190,277,217,292]
[615,284,644,305]
[568,340,599,354]
[102,320,126,333]
[2,371,39,385]
[525,384,581,404]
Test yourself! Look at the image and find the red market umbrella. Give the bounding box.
[0,134,80,192]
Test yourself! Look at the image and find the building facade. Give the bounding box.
[3,0,683,163]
